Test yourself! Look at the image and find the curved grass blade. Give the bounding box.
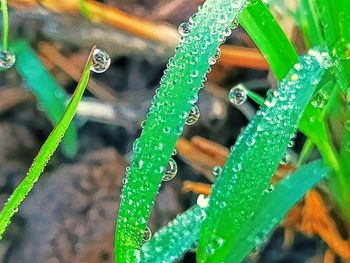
[1,0,9,50]
[11,40,78,157]
[0,47,94,239]
[114,0,249,261]
[197,50,330,262]
[222,160,330,263]
[239,0,298,80]
[140,205,206,263]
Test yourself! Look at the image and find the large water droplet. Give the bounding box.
[163,158,177,181]
[229,85,247,105]
[142,226,152,244]
[185,105,200,125]
[311,91,328,109]
[212,166,222,177]
[231,18,239,30]
[91,48,111,73]
[0,50,16,70]
[178,22,191,36]
[197,194,209,208]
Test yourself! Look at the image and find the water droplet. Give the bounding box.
[231,19,239,30]
[212,166,222,177]
[91,48,111,73]
[197,194,209,208]
[0,50,16,70]
[280,152,290,165]
[142,226,152,244]
[178,22,191,36]
[288,140,295,148]
[265,184,274,193]
[229,85,247,105]
[185,105,200,125]
[163,158,177,181]
[311,91,328,109]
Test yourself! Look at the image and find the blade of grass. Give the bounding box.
[0,47,94,239]
[239,0,298,80]
[295,0,325,48]
[139,160,329,263]
[222,160,330,263]
[197,50,330,262]
[114,1,249,261]
[140,205,206,263]
[10,40,78,157]
[1,0,9,51]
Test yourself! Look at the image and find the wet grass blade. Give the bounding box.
[11,40,78,157]
[0,47,94,239]
[1,0,9,50]
[222,160,330,263]
[140,161,329,263]
[295,0,325,48]
[239,0,298,80]
[197,50,330,262]
[140,205,206,263]
[114,1,249,261]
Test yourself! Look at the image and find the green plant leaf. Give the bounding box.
[0,47,94,239]
[295,0,325,48]
[11,40,78,157]
[222,160,330,263]
[239,0,298,80]
[1,0,9,51]
[114,1,249,261]
[140,205,206,263]
[139,160,329,263]
[197,50,330,262]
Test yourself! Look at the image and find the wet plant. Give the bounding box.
[114,0,350,262]
[0,46,111,238]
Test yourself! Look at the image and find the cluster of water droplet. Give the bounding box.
[115,0,251,259]
[199,49,330,259]
[0,50,16,70]
[140,205,206,262]
[91,48,111,73]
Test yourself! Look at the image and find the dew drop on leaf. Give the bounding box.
[142,226,152,244]
[185,105,200,125]
[264,184,274,193]
[178,22,191,36]
[197,194,209,208]
[311,91,328,109]
[231,18,239,30]
[212,166,222,177]
[91,48,111,73]
[0,50,16,70]
[229,85,247,105]
[163,158,177,181]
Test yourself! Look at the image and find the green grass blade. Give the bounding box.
[0,0,9,50]
[11,40,78,157]
[140,205,206,263]
[140,161,329,263]
[222,160,330,263]
[197,50,330,262]
[114,1,249,261]
[0,48,93,239]
[295,0,325,48]
[239,0,298,80]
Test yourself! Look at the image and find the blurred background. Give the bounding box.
[0,0,327,262]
